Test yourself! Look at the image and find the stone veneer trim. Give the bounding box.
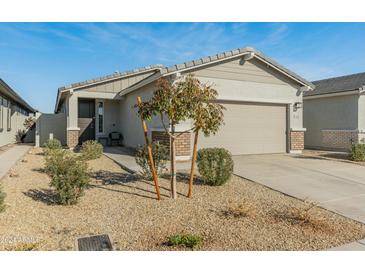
[321,129,363,150]
[290,130,304,151]
[151,131,191,157]
[67,129,79,148]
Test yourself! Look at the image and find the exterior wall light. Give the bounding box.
[294,102,302,111]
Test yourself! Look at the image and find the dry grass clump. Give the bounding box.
[271,200,331,231]
[5,242,41,251]
[219,200,256,218]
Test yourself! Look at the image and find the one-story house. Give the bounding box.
[0,78,36,147]
[303,72,365,151]
[53,46,314,158]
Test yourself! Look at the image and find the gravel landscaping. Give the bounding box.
[1,147,365,251]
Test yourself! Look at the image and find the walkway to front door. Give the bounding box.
[0,145,31,179]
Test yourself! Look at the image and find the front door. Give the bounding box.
[78,99,95,144]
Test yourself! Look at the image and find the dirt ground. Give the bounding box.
[0,147,365,251]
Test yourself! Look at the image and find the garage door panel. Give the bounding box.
[199,102,287,155]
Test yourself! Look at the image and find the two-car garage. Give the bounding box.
[199,101,288,155]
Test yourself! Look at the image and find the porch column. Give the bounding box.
[67,92,80,148]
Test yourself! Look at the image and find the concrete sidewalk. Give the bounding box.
[0,145,32,180]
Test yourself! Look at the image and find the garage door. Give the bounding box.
[199,102,287,155]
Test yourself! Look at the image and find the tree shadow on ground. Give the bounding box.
[161,172,205,185]
[89,170,172,199]
[23,188,59,205]
[32,168,46,174]
[91,170,141,184]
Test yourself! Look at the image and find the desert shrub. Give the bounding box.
[197,148,234,186]
[135,142,168,179]
[44,149,68,176]
[166,234,203,249]
[349,144,365,162]
[44,138,62,151]
[80,140,103,160]
[0,186,6,212]
[45,150,89,205]
[220,201,255,218]
[272,200,330,231]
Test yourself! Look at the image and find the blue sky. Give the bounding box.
[0,22,364,113]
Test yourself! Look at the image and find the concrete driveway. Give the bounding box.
[233,154,365,224]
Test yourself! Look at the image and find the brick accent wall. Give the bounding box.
[67,129,79,148]
[152,131,191,157]
[290,131,304,151]
[322,130,359,150]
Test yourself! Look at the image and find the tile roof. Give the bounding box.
[159,46,314,88]
[304,72,365,97]
[0,79,35,113]
[58,64,164,91]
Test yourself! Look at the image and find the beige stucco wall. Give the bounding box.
[119,82,165,148]
[358,94,365,132]
[0,99,30,147]
[37,113,67,146]
[303,94,359,149]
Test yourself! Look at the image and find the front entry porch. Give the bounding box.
[66,93,123,148]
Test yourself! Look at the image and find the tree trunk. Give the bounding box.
[170,123,177,199]
[188,130,199,198]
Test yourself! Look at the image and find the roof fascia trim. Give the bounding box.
[303,89,362,100]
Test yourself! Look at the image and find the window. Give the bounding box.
[98,101,104,133]
[0,96,3,130]
[7,100,11,131]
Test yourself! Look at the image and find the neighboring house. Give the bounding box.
[54,46,313,158]
[303,72,365,151]
[0,79,35,147]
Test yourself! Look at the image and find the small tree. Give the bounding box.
[23,117,36,130]
[182,76,225,197]
[137,74,224,199]
[137,76,195,199]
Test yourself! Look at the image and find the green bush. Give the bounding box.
[45,149,90,205]
[135,142,168,179]
[0,186,6,212]
[80,140,103,160]
[44,138,62,151]
[167,234,203,249]
[197,148,234,186]
[349,144,365,162]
